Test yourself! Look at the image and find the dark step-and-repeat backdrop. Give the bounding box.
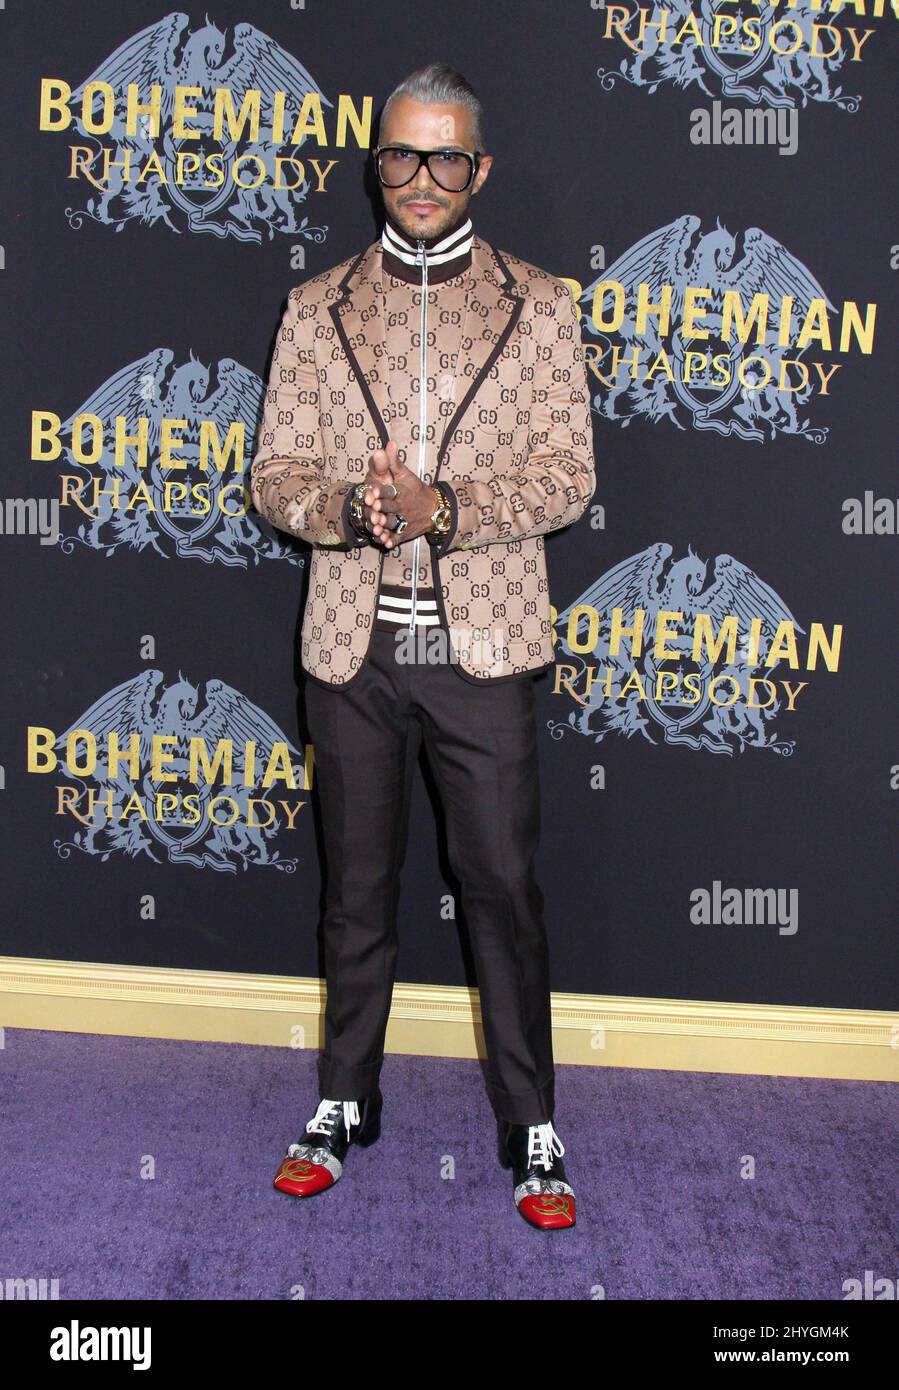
[2,2,896,1014]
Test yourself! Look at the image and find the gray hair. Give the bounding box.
[380,63,485,153]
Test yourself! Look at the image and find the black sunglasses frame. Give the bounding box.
[373,145,482,193]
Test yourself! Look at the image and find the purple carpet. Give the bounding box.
[0,1028,895,1300]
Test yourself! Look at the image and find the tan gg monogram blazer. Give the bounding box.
[250,233,596,685]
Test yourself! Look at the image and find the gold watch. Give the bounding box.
[428,484,452,537]
[348,482,371,537]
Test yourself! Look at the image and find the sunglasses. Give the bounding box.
[373,145,482,193]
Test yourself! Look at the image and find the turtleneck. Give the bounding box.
[381,214,473,284]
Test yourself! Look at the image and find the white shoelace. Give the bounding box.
[306,1099,360,1138]
[527,1122,564,1171]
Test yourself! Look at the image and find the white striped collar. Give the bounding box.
[381,215,474,281]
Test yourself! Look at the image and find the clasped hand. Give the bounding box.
[355,440,437,550]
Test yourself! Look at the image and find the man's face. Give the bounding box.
[377,94,492,243]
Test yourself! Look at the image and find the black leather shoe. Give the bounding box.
[499,1117,576,1229]
[274,1089,382,1197]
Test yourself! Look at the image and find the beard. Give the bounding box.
[387,199,470,245]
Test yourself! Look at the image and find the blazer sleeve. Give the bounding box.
[250,286,370,550]
[427,278,596,559]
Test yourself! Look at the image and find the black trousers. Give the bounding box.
[303,624,555,1125]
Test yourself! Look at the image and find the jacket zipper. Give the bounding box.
[409,236,428,632]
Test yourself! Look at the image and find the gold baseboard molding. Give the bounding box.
[0,956,895,1082]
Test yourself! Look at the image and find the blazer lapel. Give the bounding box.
[328,233,525,476]
[436,237,525,477]
[327,242,391,452]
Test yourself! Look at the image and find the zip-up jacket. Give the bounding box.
[364,215,475,637]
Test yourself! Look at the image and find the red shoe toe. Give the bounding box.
[273,1155,335,1197]
[518,1192,576,1229]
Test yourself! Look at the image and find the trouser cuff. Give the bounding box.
[486,1074,555,1125]
[318,1057,382,1102]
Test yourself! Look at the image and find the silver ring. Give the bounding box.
[393,514,408,534]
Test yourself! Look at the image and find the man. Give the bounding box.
[251,63,595,1230]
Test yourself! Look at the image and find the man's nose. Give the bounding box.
[410,161,440,195]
